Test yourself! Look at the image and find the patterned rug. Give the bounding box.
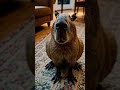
[35,18,85,90]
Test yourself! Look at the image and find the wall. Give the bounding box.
[53,0,74,11]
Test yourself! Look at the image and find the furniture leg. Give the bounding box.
[74,5,76,13]
[47,22,50,27]
[77,7,79,13]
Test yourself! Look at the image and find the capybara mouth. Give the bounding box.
[56,37,67,44]
[57,40,65,43]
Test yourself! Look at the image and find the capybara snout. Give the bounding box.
[55,21,67,43]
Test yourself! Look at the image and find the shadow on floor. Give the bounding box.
[35,26,44,33]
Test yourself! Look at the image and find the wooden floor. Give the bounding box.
[35,9,84,43]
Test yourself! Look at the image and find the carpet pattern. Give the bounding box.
[35,19,85,90]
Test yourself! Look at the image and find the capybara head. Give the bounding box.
[52,13,77,44]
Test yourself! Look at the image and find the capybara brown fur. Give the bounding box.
[46,13,84,84]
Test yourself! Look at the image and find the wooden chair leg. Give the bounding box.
[77,7,79,13]
[47,22,50,27]
[74,6,76,13]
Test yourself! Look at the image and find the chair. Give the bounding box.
[35,0,55,27]
[74,0,85,14]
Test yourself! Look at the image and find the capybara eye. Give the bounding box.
[63,24,67,29]
[56,23,59,28]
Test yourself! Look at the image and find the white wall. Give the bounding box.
[53,0,75,11]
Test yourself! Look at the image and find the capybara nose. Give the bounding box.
[56,22,67,29]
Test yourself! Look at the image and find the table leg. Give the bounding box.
[61,0,63,13]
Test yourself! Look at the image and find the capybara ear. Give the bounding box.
[55,10,59,18]
[70,13,77,21]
